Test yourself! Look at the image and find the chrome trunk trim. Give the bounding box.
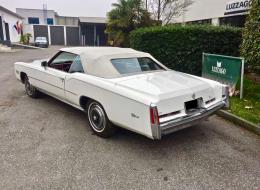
[152,101,226,140]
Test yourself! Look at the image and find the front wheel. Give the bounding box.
[86,101,116,138]
[24,75,40,98]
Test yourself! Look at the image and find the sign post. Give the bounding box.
[202,53,244,99]
[240,59,244,99]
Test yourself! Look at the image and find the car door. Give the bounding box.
[65,55,85,105]
[41,51,77,99]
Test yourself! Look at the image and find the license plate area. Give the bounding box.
[185,98,202,114]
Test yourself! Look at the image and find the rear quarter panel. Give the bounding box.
[65,74,154,139]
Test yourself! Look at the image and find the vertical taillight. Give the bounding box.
[150,105,160,125]
[150,104,161,140]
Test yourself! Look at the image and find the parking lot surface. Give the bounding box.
[0,47,260,190]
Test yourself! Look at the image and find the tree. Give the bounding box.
[20,33,32,44]
[147,0,193,25]
[106,0,153,47]
[241,0,260,73]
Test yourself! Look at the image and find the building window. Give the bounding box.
[28,17,39,24]
[47,18,54,25]
[219,15,246,27]
[186,19,212,25]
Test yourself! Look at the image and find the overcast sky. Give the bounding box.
[0,0,118,17]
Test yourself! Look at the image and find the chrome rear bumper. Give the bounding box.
[151,101,225,140]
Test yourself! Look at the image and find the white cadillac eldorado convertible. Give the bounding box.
[14,47,229,140]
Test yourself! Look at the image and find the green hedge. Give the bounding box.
[130,25,242,76]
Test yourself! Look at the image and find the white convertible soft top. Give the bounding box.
[60,47,167,78]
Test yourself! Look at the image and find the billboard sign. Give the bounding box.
[225,0,252,15]
[202,53,244,98]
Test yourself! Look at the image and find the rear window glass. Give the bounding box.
[36,37,47,41]
[111,57,165,75]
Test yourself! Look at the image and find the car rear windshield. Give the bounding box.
[111,57,165,75]
[36,37,47,41]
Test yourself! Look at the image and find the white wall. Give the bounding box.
[16,8,56,25]
[55,16,79,26]
[0,9,22,42]
[169,0,229,23]
[22,24,34,43]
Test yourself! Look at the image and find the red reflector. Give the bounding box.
[150,106,160,125]
[150,107,155,124]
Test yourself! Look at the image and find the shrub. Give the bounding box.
[20,33,32,44]
[241,0,260,74]
[130,25,242,76]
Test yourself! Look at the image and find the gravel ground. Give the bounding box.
[0,47,259,190]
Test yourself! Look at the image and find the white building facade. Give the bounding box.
[15,8,107,46]
[169,0,252,27]
[16,8,56,25]
[0,6,23,44]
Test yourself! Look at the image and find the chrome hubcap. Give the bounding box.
[88,102,106,132]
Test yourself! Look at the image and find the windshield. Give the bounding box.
[111,57,165,75]
[36,37,47,41]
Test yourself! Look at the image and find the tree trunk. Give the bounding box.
[157,0,161,21]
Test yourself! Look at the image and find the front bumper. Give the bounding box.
[152,101,225,139]
[35,43,48,47]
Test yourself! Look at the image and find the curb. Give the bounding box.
[11,43,43,50]
[216,110,260,135]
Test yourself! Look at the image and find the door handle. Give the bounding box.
[59,78,65,82]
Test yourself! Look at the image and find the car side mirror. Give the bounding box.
[41,61,48,67]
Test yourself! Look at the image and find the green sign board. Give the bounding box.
[202,53,244,98]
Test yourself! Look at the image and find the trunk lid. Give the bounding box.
[115,71,219,116]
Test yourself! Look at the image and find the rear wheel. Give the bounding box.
[86,100,116,138]
[24,75,39,98]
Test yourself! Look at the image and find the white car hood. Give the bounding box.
[31,59,48,65]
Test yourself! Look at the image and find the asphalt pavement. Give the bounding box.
[0,47,259,190]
